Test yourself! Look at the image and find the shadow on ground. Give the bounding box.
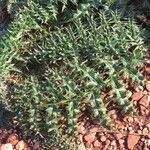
[0,104,15,129]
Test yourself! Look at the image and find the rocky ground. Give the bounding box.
[0,129,43,150]
[77,59,150,150]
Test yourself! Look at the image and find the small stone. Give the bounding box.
[120,129,124,133]
[128,117,134,123]
[137,130,142,135]
[145,109,149,115]
[143,90,148,95]
[89,127,99,133]
[126,91,132,98]
[135,86,143,92]
[0,143,13,150]
[124,127,128,131]
[111,140,116,146]
[105,140,110,145]
[129,130,134,134]
[134,118,138,122]
[143,128,149,135]
[127,134,140,150]
[100,136,107,142]
[139,125,143,130]
[147,132,150,138]
[146,83,150,92]
[139,95,150,108]
[146,123,150,130]
[84,133,95,144]
[78,143,85,150]
[123,117,128,122]
[128,127,133,131]
[141,138,145,141]
[134,101,137,105]
[147,139,150,146]
[78,134,83,143]
[108,110,117,119]
[119,139,124,144]
[78,123,86,135]
[93,140,101,147]
[7,134,19,145]
[116,133,124,140]
[16,140,27,150]
[145,66,150,73]
[117,122,125,130]
[84,142,92,148]
[128,127,134,134]
[132,91,143,101]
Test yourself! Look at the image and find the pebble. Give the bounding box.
[146,83,150,92]
[139,95,150,108]
[7,134,19,145]
[16,140,27,150]
[132,91,143,101]
[138,130,142,134]
[111,140,116,146]
[0,143,13,150]
[134,100,137,105]
[139,123,143,130]
[134,117,138,122]
[128,117,134,123]
[142,128,149,135]
[145,109,149,115]
[128,126,133,131]
[89,127,99,133]
[115,133,124,140]
[84,133,95,144]
[108,110,117,119]
[93,140,101,147]
[105,140,111,146]
[147,139,150,146]
[84,142,92,148]
[135,85,143,92]
[146,123,150,130]
[100,136,107,142]
[126,91,132,98]
[119,139,124,144]
[141,138,145,141]
[129,130,134,134]
[78,123,86,135]
[78,134,83,143]
[143,90,148,95]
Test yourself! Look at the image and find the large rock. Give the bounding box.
[127,134,140,150]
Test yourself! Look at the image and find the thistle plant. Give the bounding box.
[0,0,146,149]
